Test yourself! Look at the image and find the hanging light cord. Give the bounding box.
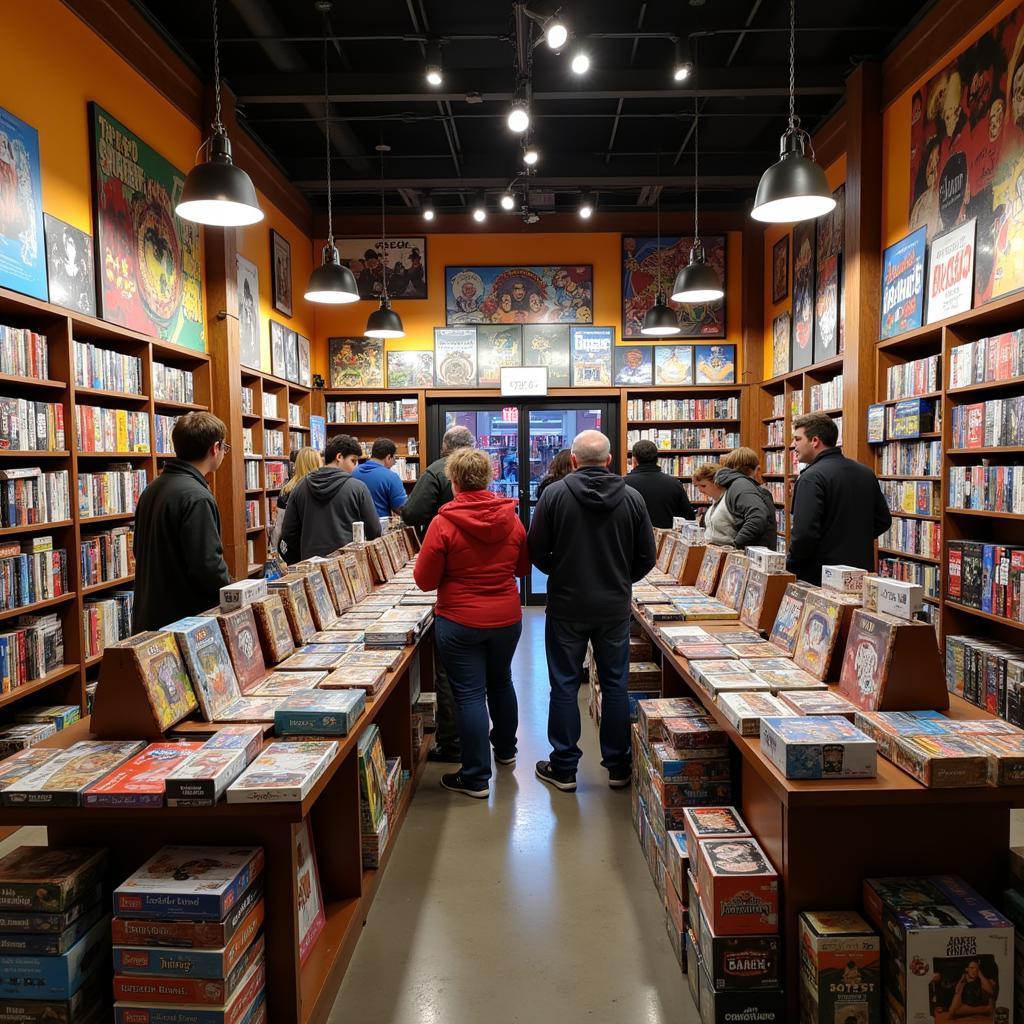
[211,0,224,135]
[788,0,796,129]
[323,39,334,246]
[379,146,390,302]
[693,93,700,249]
[655,153,663,297]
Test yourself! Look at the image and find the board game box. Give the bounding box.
[626,662,661,691]
[798,910,880,1024]
[150,622,239,719]
[890,733,990,787]
[821,564,867,593]
[0,917,109,1000]
[716,692,791,736]
[273,691,365,736]
[694,836,778,936]
[760,716,877,779]
[715,553,750,611]
[275,650,347,674]
[974,734,1024,785]
[793,591,845,680]
[0,970,108,1023]
[295,819,324,967]
[682,807,749,863]
[768,582,812,655]
[82,743,203,808]
[0,746,58,789]
[636,698,708,744]
[226,742,337,803]
[695,892,781,992]
[695,546,730,596]
[0,722,55,755]
[650,744,731,779]
[212,697,286,725]
[852,710,949,760]
[267,577,316,645]
[0,847,107,914]
[663,717,727,750]
[836,610,899,710]
[0,900,104,957]
[2,741,147,807]
[778,689,858,720]
[250,594,295,666]
[675,644,736,661]
[320,666,387,697]
[302,572,338,632]
[216,607,266,695]
[164,751,247,808]
[247,672,325,697]
[666,831,688,901]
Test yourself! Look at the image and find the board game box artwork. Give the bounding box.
[793,592,844,680]
[769,583,810,655]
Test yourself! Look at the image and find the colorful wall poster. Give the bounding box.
[771,312,791,377]
[522,324,571,386]
[570,326,612,386]
[476,325,523,387]
[445,265,593,325]
[285,329,299,384]
[328,338,384,388]
[0,106,46,301]
[387,349,434,388]
[654,345,694,386]
[236,255,260,369]
[89,103,203,348]
[695,345,736,385]
[622,235,726,339]
[310,415,326,452]
[814,255,839,364]
[613,344,653,385]
[434,327,478,386]
[43,214,94,315]
[771,235,789,303]
[791,220,816,369]
[270,321,286,379]
[925,218,976,324]
[879,226,927,339]
[336,238,426,299]
[270,229,292,317]
[298,335,311,387]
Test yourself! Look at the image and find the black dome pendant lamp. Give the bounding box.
[641,160,681,337]
[364,143,405,339]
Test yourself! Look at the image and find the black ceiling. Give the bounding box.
[131,0,934,218]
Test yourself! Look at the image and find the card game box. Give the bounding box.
[746,546,787,574]
[697,959,785,1024]
[694,837,778,935]
[760,716,876,779]
[666,831,688,901]
[636,698,708,744]
[216,607,267,694]
[663,717,727,750]
[218,580,266,613]
[798,910,880,1024]
[696,892,781,991]
[0,916,109,1000]
[112,961,265,1024]
[82,742,203,808]
[167,618,246,721]
[227,741,337,803]
[852,710,948,761]
[273,690,365,736]
[248,671,325,697]
[778,689,858,720]
[890,733,990,787]
[821,565,867,594]
[716,692,791,736]
[250,594,295,666]
[0,847,107,914]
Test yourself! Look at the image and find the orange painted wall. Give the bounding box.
[311,230,744,381]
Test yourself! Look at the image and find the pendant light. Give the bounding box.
[750,0,835,223]
[672,94,724,303]
[305,38,359,304]
[364,144,405,339]
[176,0,263,227]
[641,163,681,337]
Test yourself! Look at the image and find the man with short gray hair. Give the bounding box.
[528,429,656,792]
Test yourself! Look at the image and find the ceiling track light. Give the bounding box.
[507,99,530,134]
[364,143,405,339]
[544,16,568,50]
[523,143,539,166]
[472,191,488,222]
[750,0,836,223]
[176,0,263,227]
[500,190,516,211]
[672,37,693,83]
[422,198,436,221]
[425,39,443,86]
[571,50,590,75]
[578,192,594,219]
[641,160,681,338]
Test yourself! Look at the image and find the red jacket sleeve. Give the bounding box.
[513,520,531,577]
[413,519,448,592]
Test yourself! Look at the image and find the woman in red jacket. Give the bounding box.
[414,447,530,798]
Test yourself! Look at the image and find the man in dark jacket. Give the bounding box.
[787,413,892,585]
[132,412,231,632]
[714,467,777,549]
[280,434,381,562]
[625,439,695,528]
[529,430,656,793]
[401,423,474,762]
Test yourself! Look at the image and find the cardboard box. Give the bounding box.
[696,892,780,991]
[682,807,749,863]
[760,716,877,780]
[874,578,925,620]
[666,831,688,901]
[697,961,785,1024]
[695,837,778,935]
[219,579,268,613]
[745,546,787,574]
[822,565,867,594]
[798,910,880,1024]
[686,928,702,1011]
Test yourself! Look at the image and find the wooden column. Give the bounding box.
[741,221,765,450]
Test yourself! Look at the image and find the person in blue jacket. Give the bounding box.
[353,438,408,518]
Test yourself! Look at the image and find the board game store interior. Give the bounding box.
[9,0,1024,1021]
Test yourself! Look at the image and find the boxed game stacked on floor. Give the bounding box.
[0,467,70,527]
[83,591,133,659]
[112,846,265,1024]
[0,397,65,451]
[0,845,110,1021]
[0,323,48,379]
[78,466,148,518]
[358,725,390,869]
[798,911,880,1024]
[74,407,150,453]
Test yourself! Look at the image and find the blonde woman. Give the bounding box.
[269,446,322,552]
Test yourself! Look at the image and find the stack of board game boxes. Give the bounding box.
[359,725,390,869]
[798,910,880,1024]
[0,846,110,1023]
[586,631,658,726]
[112,845,266,1024]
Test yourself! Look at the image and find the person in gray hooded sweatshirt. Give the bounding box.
[712,446,777,550]
[280,434,381,562]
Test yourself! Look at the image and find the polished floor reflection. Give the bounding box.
[331,607,694,1023]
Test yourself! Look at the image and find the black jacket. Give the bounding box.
[625,463,695,529]
[786,447,892,585]
[528,467,656,622]
[132,459,231,632]
[280,466,381,562]
[715,468,777,550]
[401,455,454,531]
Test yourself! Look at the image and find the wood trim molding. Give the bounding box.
[812,107,849,174]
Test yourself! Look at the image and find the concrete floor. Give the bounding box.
[331,607,693,1024]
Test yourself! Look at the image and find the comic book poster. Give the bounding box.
[236,255,260,370]
[476,325,523,387]
[43,215,94,316]
[285,329,299,384]
[622,235,726,339]
[925,219,976,324]
[771,235,788,303]
[522,324,571,386]
[89,103,203,348]
[791,220,815,369]
[0,106,46,301]
[434,327,478,386]
[270,229,292,317]
[654,345,694,386]
[837,610,898,711]
[328,338,384,388]
[270,321,286,379]
[771,313,791,377]
[445,265,593,325]
[813,255,839,364]
[879,226,927,339]
[386,350,434,388]
[298,336,311,387]
[695,345,736,384]
[570,326,612,386]
[336,238,426,300]
[613,344,653,385]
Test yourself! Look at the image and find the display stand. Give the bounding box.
[739,571,796,633]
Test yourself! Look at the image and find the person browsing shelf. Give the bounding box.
[692,464,730,543]
[714,447,777,549]
[353,437,409,518]
[269,446,322,552]
[624,439,695,529]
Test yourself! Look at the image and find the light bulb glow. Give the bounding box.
[426,66,443,86]
[500,192,516,211]
[673,63,691,82]
[473,207,487,222]
[579,202,593,219]
[571,52,590,74]
[175,198,264,226]
[546,21,568,49]
[507,104,530,133]
[423,207,435,221]
[523,147,539,166]
[750,194,836,223]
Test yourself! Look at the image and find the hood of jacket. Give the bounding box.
[714,468,750,489]
[563,466,627,512]
[305,466,354,502]
[438,489,519,542]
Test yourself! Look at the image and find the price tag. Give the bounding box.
[500,367,548,397]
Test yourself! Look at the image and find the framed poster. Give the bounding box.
[814,255,839,364]
[270,321,287,380]
[622,235,726,339]
[89,103,203,348]
[791,220,816,369]
[236,254,260,370]
[925,219,976,324]
[816,185,845,265]
[285,329,299,383]
[879,226,927,340]
[0,106,46,301]
[771,235,789,303]
[387,349,434,388]
[476,325,522,387]
[336,237,426,299]
[695,345,736,385]
[434,327,478,386]
[271,229,292,317]
[522,324,571,386]
[297,335,311,387]
[570,326,612,386]
[310,415,326,452]
[771,313,791,378]
[43,215,94,316]
[444,265,593,325]
[654,345,694,386]
[328,337,384,388]
[613,344,653,385]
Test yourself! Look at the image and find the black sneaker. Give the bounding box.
[608,769,631,789]
[427,745,462,764]
[440,772,489,799]
[535,760,577,792]
[494,751,517,766]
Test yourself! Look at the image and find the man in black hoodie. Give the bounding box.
[625,439,695,528]
[528,430,656,792]
[280,434,381,562]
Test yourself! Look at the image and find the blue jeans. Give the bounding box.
[433,616,522,787]
[545,616,631,776]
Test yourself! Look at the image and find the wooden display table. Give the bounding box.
[635,612,1024,1017]
[0,633,435,1024]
